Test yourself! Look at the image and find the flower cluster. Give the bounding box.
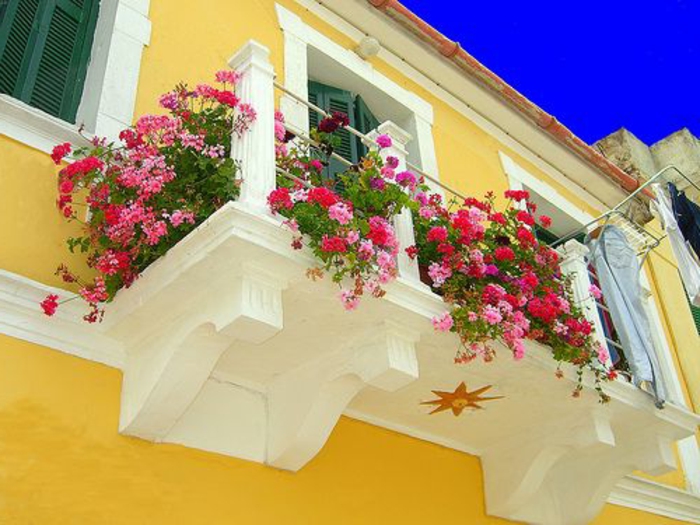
[270,112,426,309]
[43,70,253,322]
[413,190,611,400]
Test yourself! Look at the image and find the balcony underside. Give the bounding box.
[2,201,698,525]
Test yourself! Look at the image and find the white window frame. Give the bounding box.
[0,0,151,153]
[501,151,700,498]
[275,3,439,182]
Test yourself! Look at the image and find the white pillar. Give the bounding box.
[228,40,276,215]
[558,240,609,361]
[368,121,424,287]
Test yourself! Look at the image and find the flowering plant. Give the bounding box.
[413,189,612,399]
[269,111,427,310]
[42,70,254,322]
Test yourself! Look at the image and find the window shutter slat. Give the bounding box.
[0,0,41,97]
[0,0,98,121]
[354,95,379,158]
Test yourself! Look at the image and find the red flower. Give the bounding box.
[320,235,347,253]
[516,210,535,226]
[61,156,104,178]
[51,143,71,165]
[405,245,418,259]
[427,226,448,242]
[516,227,535,246]
[59,178,74,194]
[494,246,515,261]
[489,212,507,225]
[504,189,530,202]
[539,215,552,228]
[267,187,293,211]
[40,294,59,316]
[308,187,339,208]
[119,129,143,149]
[213,89,239,107]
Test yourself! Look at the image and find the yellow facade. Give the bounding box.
[0,0,698,523]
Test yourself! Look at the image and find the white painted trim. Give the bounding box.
[275,3,440,180]
[0,0,150,153]
[500,151,599,223]
[0,270,124,368]
[608,476,700,524]
[0,96,90,154]
[292,0,617,212]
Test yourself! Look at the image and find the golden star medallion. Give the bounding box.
[421,382,503,416]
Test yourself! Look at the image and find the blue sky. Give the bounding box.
[400,0,699,146]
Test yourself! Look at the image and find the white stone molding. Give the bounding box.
[609,475,700,524]
[229,41,277,215]
[0,270,123,367]
[77,0,152,140]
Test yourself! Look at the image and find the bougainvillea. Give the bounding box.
[412,190,612,400]
[43,70,254,322]
[271,111,427,309]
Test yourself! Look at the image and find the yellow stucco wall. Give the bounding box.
[0,334,689,525]
[0,0,698,523]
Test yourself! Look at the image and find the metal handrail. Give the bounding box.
[274,81,467,200]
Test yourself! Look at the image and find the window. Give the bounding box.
[307,80,379,179]
[687,295,700,334]
[0,0,100,122]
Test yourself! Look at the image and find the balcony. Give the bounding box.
[3,40,699,525]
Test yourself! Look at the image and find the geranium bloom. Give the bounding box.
[328,202,353,225]
[321,235,348,253]
[432,312,454,332]
[589,284,603,299]
[339,289,360,311]
[516,210,535,226]
[308,187,339,208]
[504,189,530,201]
[427,262,452,286]
[427,226,448,242]
[51,143,71,165]
[396,171,417,189]
[40,294,59,316]
[375,134,392,149]
[494,246,515,261]
[268,187,293,211]
[482,305,503,325]
[539,215,552,228]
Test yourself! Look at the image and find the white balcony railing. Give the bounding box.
[2,39,699,525]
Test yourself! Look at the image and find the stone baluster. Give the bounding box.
[367,121,424,287]
[558,239,610,362]
[228,40,276,215]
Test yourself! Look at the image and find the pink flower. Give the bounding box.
[346,230,359,244]
[385,156,399,169]
[215,69,242,85]
[358,240,374,260]
[482,305,503,325]
[597,343,611,365]
[169,210,195,227]
[375,134,392,149]
[432,311,454,332]
[328,202,353,225]
[589,284,603,300]
[340,289,360,311]
[396,171,416,189]
[427,262,452,287]
[419,206,435,219]
[40,294,59,316]
[513,339,526,360]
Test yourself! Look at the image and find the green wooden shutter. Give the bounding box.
[687,296,700,334]
[0,0,99,122]
[307,80,358,181]
[354,94,379,158]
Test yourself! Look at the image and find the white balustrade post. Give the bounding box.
[368,121,424,287]
[228,40,276,215]
[558,240,609,359]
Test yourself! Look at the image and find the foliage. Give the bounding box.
[42,70,254,322]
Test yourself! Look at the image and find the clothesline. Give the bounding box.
[552,165,700,258]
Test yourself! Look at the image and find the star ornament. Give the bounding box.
[421,382,503,416]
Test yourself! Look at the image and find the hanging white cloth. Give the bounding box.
[651,183,700,306]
